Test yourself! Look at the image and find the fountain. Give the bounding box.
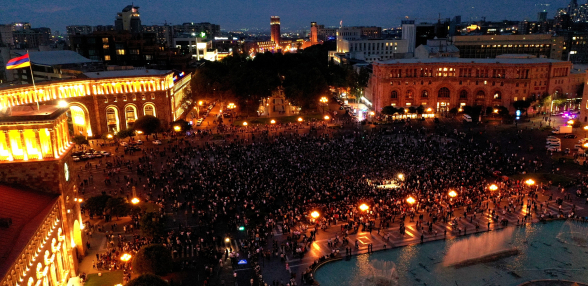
[350,259,399,286]
[557,221,588,247]
[443,227,519,267]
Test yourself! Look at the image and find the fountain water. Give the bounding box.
[350,259,399,286]
[443,227,518,267]
[557,221,588,247]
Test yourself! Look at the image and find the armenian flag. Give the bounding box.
[6,53,30,69]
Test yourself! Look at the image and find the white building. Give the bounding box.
[329,26,409,64]
[401,19,416,55]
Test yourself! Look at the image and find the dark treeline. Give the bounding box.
[190,42,369,112]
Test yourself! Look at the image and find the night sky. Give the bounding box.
[1,0,568,33]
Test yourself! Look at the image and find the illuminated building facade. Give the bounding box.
[367,57,584,114]
[452,34,564,60]
[0,69,191,138]
[257,87,300,117]
[115,5,142,33]
[0,106,83,286]
[270,16,281,45]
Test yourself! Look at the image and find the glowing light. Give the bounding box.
[448,190,458,198]
[489,184,498,191]
[426,108,432,112]
[324,115,330,120]
[398,173,404,180]
[359,204,369,212]
[311,211,320,218]
[120,253,132,262]
[136,130,143,134]
[298,117,303,122]
[243,122,248,126]
[107,134,113,139]
[494,109,498,113]
[525,179,535,186]
[406,197,416,205]
[225,237,230,243]
[270,119,276,124]
[131,198,140,204]
[58,100,68,108]
[198,101,203,106]
[320,96,328,104]
[568,120,575,126]
[369,111,375,116]
[174,125,181,132]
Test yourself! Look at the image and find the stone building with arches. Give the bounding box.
[367,57,585,114]
[0,69,191,138]
[0,106,83,286]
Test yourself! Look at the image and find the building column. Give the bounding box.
[3,130,15,161]
[34,129,44,159]
[51,127,61,157]
[19,130,28,161]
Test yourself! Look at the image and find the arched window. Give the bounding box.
[459,90,468,99]
[106,107,120,133]
[391,91,398,99]
[493,91,502,99]
[421,90,428,98]
[406,90,414,100]
[476,90,485,99]
[144,104,156,117]
[438,87,450,98]
[125,106,137,128]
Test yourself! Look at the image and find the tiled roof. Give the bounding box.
[0,185,58,278]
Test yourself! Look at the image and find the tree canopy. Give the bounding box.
[133,116,162,135]
[132,244,173,276]
[190,43,368,111]
[84,195,111,217]
[140,212,166,239]
[126,274,169,286]
[72,135,88,146]
[105,197,131,219]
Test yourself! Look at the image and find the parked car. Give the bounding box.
[197,118,204,126]
[72,156,80,162]
[152,140,162,145]
[564,134,577,139]
[84,152,94,159]
[92,152,103,158]
[547,146,562,152]
[100,151,111,156]
[136,140,144,145]
[120,142,128,147]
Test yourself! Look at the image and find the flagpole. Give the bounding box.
[27,50,39,110]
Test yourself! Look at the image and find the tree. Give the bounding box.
[381,106,396,115]
[117,129,135,141]
[105,197,131,219]
[408,106,417,114]
[72,135,88,147]
[126,274,169,286]
[84,195,112,217]
[416,105,425,114]
[132,244,173,276]
[449,107,458,115]
[133,116,162,136]
[140,212,166,239]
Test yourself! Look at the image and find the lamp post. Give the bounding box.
[359,204,369,212]
[489,184,498,191]
[584,126,588,138]
[320,96,328,115]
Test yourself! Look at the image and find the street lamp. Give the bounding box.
[173,125,181,132]
[131,198,140,204]
[398,173,404,181]
[359,204,369,212]
[448,190,458,198]
[225,237,230,243]
[243,122,248,126]
[583,125,588,138]
[489,184,498,191]
[406,197,416,205]
[567,120,575,127]
[320,96,328,114]
[298,117,303,122]
[120,253,132,262]
[525,179,535,186]
[311,211,320,219]
[270,119,276,124]
[324,115,330,120]
[106,134,113,139]
[136,130,143,135]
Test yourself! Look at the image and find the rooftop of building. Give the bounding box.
[82,69,171,79]
[418,44,460,53]
[13,50,96,66]
[0,184,59,278]
[0,105,68,123]
[376,56,565,65]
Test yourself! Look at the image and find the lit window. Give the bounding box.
[104,55,111,61]
[117,49,125,55]
[103,45,109,49]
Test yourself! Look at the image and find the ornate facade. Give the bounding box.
[367,57,585,113]
[0,69,191,138]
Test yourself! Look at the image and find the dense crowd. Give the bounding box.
[81,124,576,286]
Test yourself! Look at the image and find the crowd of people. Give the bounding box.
[79,122,577,286]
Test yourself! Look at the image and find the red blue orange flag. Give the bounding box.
[6,53,30,69]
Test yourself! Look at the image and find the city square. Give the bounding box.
[2,1,588,286]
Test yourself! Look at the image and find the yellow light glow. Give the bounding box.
[426,108,432,112]
[489,184,498,191]
[324,115,330,120]
[369,111,375,116]
[131,198,140,204]
[494,109,498,113]
[243,122,248,126]
[525,179,535,186]
[107,134,113,139]
[270,119,276,124]
[298,117,303,122]
[583,143,588,148]
[311,211,320,218]
[320,96,328,104]
[398,173,404,180]
[120,253,132,262]
[174,126,181,132]
[359,204,369,211]
[136,130,143,134]
[225,237,230,243]
[406,197,416,205]
[568,120,575,125]
[198,101,203,106]
[448,190,458,198]
[58,100,68,108]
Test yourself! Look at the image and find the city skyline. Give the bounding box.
[1,0,567,33]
